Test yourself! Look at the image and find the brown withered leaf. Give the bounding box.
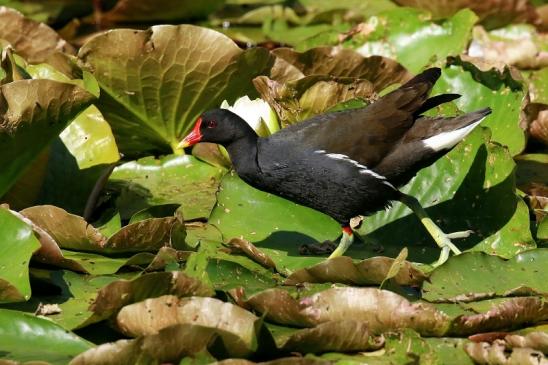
[254,75,376,126]
[393,0,541,29]
[270,47,411,89]
[283,255,426,286]
[70,324,217,365]
[90,272,214,322]
[116,295,259,358]
[0,7,75,63]
[21,205,186,253]
[506,332,548,354]
[465,339,547,365]
[226,237,277,271]
[244,287,450,336]
[451,297,548,336]
[280,320,385,354]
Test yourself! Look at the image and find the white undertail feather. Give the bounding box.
[314,150,396,189]
[422,117,485,152]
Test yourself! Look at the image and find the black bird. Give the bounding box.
[178,68,491,266]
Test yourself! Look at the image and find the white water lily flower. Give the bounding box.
[220,96,279,137]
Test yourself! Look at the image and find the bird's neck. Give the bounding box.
[225,133,260,178]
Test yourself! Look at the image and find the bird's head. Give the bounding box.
[177,108,255,149]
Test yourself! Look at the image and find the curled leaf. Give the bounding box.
[91,272,214,322]
[452,297,548,335]
[0,6,75,63]
[284,255,426,286]
[226,237,277,271]
[280,320,385,354]
[116,296,259,358]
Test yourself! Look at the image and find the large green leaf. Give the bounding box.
[356,128,534,263]
[422,250,548,302]
[347,8,478,73]
[108,154,227,221]
[78,24,273,156]
[209,172,341,273]
[0,79,94,197]
[433,64,526,155]
[0,207,40,303]
[0,308,92,364]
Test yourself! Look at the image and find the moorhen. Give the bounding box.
[178,68,491,266]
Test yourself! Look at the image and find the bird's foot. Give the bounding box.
[398,193,470,267]
[431,228,468,267]
[299,240,337,255]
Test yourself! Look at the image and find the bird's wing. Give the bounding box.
[267,68,442,168]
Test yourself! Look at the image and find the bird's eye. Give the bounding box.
[207,120,217,128]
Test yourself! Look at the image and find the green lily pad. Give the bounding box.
[108,154,227,221]
[0,79,94,198]
[432,64,526,155]
[347,8,478,73]
[356,128,534,264]
[78,24,273,156]
[422,249,548,302]
[59,105,120,169]
[209,172,341,272]
[0,308,92,364]
[0,207,40,303]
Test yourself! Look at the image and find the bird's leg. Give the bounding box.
[398,193,462,266]
[328,226,354,259]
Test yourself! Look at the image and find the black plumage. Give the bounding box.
[179,67,491,262]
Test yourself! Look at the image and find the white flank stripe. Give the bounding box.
[314,150,396,189]
[422,117,485,152]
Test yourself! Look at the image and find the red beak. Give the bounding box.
[177,118,203,149]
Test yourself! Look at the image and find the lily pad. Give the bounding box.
[269,47,411,88]
[0,308,92,364]
[393,0,541,29]
[468,24,548,69]
[433,64,526,155]
[78,24,273,156]
[254,74,376,126]
[451,296,548,335]
[0,6,75,63]
[116,296,261,358]
[356,127,534,263]
[71,323,242,364]
[244,287,451,336]
[0,79,94,197]
[108,154,227,221]
[422,250,548,302]
[209,172,341,273]
[0,207,40,303]
[283,255,427,287]
[21,204,187,254]
[348,8,478,73]
[280,320,385,354]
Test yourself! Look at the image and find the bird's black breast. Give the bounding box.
[246,138,399,223]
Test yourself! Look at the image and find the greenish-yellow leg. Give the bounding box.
[328,227,354,259]
[399,193,464,267]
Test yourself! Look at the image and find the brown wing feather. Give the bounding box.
[267,68,442,167]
